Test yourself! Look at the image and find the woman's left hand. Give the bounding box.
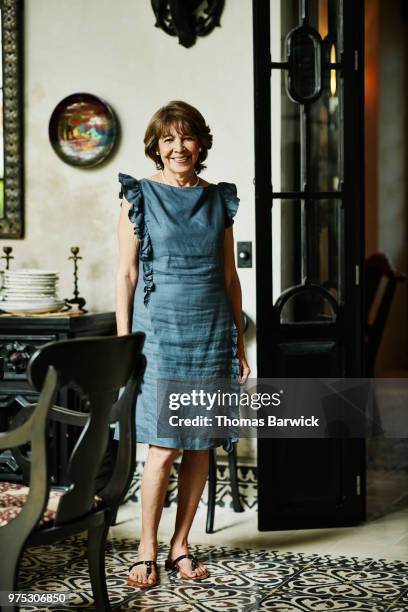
[238,353,251,385]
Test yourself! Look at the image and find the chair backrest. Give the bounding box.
[27,333,145,524]
[365,253,406,376]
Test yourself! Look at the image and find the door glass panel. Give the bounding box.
[275,199,344,302]
[279,78,301,193]
[272,0,345,319]
[308,83,342,192]
[309,0,342,191]
[276,200,302,295]
[279,0,300,61]
[308,199,343,301]
[280,291,337,323]
[277,0,343,60]
[272,0,344,194]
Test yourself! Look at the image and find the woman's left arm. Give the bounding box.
[224,226,251,384]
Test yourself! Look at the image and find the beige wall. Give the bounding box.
[0,0,257,457]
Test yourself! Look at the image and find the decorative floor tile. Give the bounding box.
[281,568,408,601]
[123,603,198,611]
[17,536,408,612]
[257,591,394,611]
[393,586,408,608]
[172,583,267,605]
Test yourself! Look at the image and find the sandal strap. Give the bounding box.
[128,560,158,577]
[172,553,198,571]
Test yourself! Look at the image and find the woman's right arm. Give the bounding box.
[115,199,140,336]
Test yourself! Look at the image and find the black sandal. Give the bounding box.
[128,560,159,588]
[165,554,209,580]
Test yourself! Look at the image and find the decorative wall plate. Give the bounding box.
[49,93,118,167]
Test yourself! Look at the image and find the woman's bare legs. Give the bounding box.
[130,445,180,585]
[169,449,210,577]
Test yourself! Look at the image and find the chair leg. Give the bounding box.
[229,443,244,513]
[206,448,217,534]
[88,520,111,612]
[0,548,20,612]
[110,508,118,526]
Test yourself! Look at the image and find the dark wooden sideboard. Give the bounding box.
[0,312,116,484]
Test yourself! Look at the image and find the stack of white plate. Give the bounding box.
[0,269,65,314]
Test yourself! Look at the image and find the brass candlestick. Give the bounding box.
[65,246,87,313]
[1,246,14,270]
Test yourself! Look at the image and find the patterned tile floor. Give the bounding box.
[17,468,408,611]
[19,538,408,611]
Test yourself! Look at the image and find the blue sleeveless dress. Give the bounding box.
[118,174,240,452]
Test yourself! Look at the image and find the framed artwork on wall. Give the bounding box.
[0,0,24,239]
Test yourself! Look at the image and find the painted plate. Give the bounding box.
[49,93,118,167]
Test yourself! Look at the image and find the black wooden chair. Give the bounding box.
[0,333,145,612]
[206,442,244,533]
[365,253,406,376]
[205,312,249,533]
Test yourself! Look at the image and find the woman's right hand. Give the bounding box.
[238,352,251,385]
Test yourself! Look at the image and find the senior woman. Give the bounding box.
[116,100,250,588]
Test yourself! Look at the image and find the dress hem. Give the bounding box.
[136,437,237,453]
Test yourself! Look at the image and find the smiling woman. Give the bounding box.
[115,100,250,587]
[144,100,212,181]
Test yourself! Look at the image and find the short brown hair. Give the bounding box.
[144,100,213,174]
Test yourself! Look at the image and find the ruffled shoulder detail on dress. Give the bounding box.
[218,182,240,228]
[118,173,155,307]
[118,172,143,228]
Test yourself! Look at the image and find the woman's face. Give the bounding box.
[157,124,201,175]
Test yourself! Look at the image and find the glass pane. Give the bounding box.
[280,291,337,323]
[315,0,343,50]
[276,0,299,62]
[308,88,341,192]
[272,0,344,194]
[309,0,343,191]
[275,0,339,61]
[274,199,302,297]
[308,199,343,301]
[272,0,345,311]
[275,199,344,301]
[279,77,301,193]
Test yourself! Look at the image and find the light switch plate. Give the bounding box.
[237,241,252,268]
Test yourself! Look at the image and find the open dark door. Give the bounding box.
[254,0,365,529]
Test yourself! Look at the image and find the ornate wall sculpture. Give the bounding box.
[151,0,225,48]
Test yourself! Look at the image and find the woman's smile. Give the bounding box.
[171,156,190,163]
[157,125,201,179]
